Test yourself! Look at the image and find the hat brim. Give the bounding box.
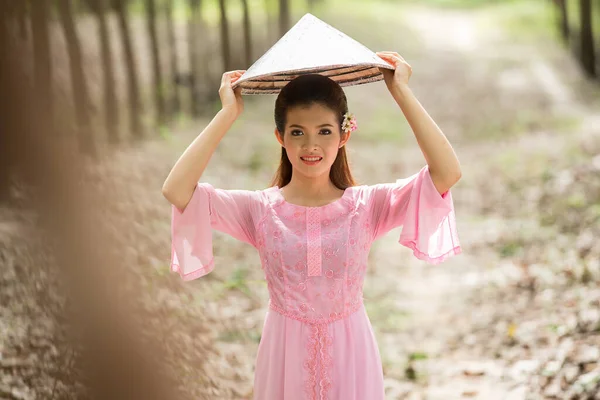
[232,63,394,95]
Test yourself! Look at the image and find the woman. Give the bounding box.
[162,51,462,399]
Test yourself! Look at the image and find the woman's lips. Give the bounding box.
[300,156,322,166]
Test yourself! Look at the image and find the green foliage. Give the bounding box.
[247,150,265,172]
[395,0,522,9]
[489,0,558,42]
[221,266,252,296]
[352,108,410,144]
[499,240,522,258]
[364,298,410,333]
[408,351,428,361]
[566,192,587,209]
[468,113,581,142]
[155,263,171,276]
[159,124,172,140]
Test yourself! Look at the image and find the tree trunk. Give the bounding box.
[579,0,596,77]
[16,0,28,40]
[264,0,273,43]
[0,3,16,202]
[91,0,120,144]
[145,0,166,128]
[57,0,96,157]
[556,0,570,41]
[188,0,201,117]
[30,0,53,137]
[200,1,212,96]
[279,0,290,38]
[114,0,143,139]
[218,0,232,73]
[165,0,181,116]
[241,0,252,67]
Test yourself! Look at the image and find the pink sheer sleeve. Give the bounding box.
[170,182,263,281]
[366,164,461,264]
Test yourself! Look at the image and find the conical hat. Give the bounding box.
[231,13,394,95]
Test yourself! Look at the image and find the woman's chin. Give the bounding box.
[293,164,330,178]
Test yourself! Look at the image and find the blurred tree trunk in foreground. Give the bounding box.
[0,3,184,397]
[16,0,28,40]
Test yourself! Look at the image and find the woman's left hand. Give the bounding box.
[376,51,412,91]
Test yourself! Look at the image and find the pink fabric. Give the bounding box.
[170,183,262,280]
[169,165,461,399]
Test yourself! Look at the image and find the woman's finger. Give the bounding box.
[378,51,404,62]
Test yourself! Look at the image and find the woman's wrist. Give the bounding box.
[219,107,238,122]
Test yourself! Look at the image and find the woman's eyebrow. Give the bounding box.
[289,123,334,128]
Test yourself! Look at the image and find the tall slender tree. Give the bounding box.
[188,0,201,116]
[263,0,275,44]
[113,0,143,139]
[579,0,596,77]
[556,0,570,42]
[165,0,181,115]
[57,0,96,156]
[30,0,53,138]
[279,0,290,38]
[90,0,120,144]
[145,0,166,128]
[218,0,232,73]
[241,0,252,67]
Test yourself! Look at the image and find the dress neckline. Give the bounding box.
[273,185,352,210]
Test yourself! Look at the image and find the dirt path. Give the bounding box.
[358,5,599,399]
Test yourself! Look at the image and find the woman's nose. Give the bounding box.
[302,138,319,149]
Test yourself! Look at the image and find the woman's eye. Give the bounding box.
[290,129,332,136]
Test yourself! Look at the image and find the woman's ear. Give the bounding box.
[339,131,351,148]
[274,128,284,147]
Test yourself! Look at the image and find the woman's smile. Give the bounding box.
[300,156,323,165]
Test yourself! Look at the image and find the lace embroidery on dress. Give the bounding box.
[304,323,333,400]
[306,208,322,276]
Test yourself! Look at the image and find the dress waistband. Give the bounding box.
[268,300,363,325]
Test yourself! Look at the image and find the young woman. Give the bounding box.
[162,51,462,400]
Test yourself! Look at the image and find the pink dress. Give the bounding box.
[170,164,461,400]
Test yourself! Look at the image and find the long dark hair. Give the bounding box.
[269,74,357,189]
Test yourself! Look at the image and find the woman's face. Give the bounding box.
[275,103,350,179]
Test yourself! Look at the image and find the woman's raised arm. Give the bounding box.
[162,70,245,210]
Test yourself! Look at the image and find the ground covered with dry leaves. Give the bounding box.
[2,1,600,399]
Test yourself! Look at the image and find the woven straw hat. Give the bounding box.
[231,13,394,95]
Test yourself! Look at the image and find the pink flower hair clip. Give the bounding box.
[341,112,357,134]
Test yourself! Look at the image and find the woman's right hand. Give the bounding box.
[219,70,245,119]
